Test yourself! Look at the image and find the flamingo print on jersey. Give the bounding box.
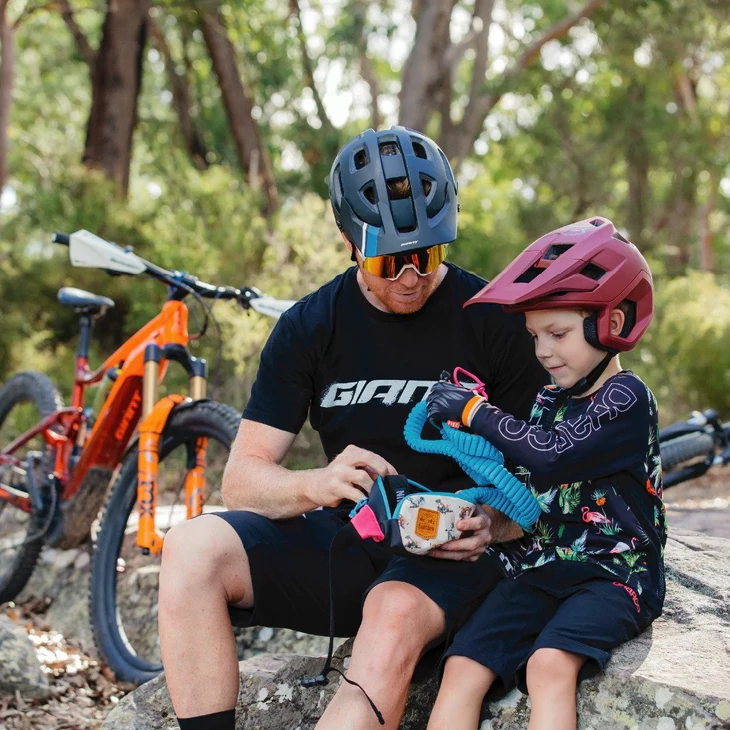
[581,506,611,526]
[610,537,638,553]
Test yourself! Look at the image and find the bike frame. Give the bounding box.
[0,297,209,552]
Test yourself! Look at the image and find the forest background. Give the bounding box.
[1,0,729,468]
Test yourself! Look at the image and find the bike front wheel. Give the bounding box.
[88,399,240,684]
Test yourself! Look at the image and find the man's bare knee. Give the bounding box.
[160,514,252,608]
[359,582,445,661]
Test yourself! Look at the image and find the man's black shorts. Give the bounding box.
[444,561,652,696]
[214,509,506,638]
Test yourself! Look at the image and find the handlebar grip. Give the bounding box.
[52,232,70,246]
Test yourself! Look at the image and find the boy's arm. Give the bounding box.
[429,376,650,485]
[468,379,650,485]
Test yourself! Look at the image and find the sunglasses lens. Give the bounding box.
[361,244,447,279]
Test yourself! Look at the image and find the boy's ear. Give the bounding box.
[609,308,626,336]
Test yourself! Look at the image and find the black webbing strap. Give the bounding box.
[300,522,385,726]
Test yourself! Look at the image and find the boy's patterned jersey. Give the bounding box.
[469,371,667,616]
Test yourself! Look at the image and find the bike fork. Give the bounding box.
[136,344,209,555]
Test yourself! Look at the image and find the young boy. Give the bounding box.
[425,217,666,730]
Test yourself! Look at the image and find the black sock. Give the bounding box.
[177,709,236,730]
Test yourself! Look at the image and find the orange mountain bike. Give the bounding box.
[0,230,291,683]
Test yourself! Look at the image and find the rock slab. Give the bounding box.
[102,529,730,729]
[0,614,50,700]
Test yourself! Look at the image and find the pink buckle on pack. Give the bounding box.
[350,505,385,542]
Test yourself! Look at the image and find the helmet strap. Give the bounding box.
[542,352,615,429]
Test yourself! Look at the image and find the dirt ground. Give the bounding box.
[662,463,730,537]
[0,467,728,730]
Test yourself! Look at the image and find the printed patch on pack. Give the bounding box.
[415,508,440,540]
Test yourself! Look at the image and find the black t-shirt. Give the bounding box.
[469,371,667,616]
[243,263,549,493]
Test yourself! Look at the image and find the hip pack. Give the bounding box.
[350,474,484,555]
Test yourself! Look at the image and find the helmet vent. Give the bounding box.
[580,263,606,281]
[354,148,369,169]
[420,174,434,197]
[515,266,543,284]
[412,141,428,159]
[379,142,399,156]
[361,183,377,205]
[544,244,573,260]
[387,177,411,200]
[612,232,630,244]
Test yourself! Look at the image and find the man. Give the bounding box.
[159,126,547,730]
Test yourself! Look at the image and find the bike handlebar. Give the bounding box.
[52,231,263,308]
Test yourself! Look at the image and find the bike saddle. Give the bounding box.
[57,287,115,315]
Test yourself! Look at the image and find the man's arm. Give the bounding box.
[221,419,397,519]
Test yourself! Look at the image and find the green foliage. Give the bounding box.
[623,272,730,422]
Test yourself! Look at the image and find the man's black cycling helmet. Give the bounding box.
[328,126,458,257]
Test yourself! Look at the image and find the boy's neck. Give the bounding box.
[573,355,622,398]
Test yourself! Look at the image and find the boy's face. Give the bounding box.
[525,309,605,389]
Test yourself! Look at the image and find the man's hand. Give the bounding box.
[427,381,482,425]
[305,445,397,508]
[429,505,523,562]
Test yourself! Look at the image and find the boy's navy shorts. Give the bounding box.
[213,508,507,638]
[444,561,652,696]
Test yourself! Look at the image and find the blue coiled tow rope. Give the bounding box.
[403,402,541,530]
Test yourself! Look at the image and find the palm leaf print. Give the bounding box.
[532,486,557,513]
[553,406,567,427]
[524,552,555,569]
[558,482,582,514]
[530,521,555,551]
[598,519,623,536]
[556,530,589,561]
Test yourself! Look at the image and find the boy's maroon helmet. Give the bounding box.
[467,217,653,352]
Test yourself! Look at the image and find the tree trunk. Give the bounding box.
[398,0,455,132]
[199,5,278,215]
[0,0,14,192]
[148,13,208,170]
[625,81,649,250]
[83,0,148,196]
[698,175,716,272]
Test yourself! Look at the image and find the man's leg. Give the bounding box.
[315,581,446,730]
[159,515,252,720]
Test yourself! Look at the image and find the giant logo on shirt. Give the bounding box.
[320,379,436,408]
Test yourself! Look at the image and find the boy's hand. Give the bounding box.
[427,381,480,424]
[429,505,523,562]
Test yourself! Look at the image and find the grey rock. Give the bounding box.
[0,614,50,700]
[102,530,730,729]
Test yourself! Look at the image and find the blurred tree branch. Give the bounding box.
[289,0,334,137]
[57,0,95,66]
[198,3,279,214]
[148,9,208,170]
[0,0,13,190]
